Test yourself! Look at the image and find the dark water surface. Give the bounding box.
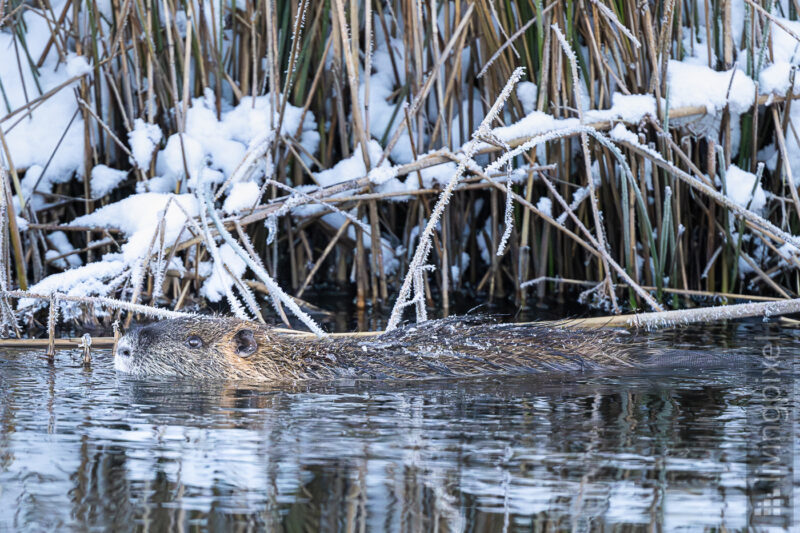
[1,321,799,531]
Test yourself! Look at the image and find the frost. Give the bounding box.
[536,196,553,217]
[19,261,126,314]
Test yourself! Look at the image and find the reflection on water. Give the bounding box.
[0,321,799,531]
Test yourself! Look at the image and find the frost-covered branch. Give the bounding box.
[200,182,326,337]
[386,67,526,332]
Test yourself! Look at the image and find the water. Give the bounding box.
[1,320,799,531]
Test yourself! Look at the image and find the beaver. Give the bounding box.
[113,315,754,381]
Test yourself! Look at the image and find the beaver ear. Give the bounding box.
[232,329,258,358]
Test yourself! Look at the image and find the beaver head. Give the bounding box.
[114,316,280,379]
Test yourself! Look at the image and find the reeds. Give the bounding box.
[2,0,800,333]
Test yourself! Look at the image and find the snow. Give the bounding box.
[584,93,656,123]
[358,38,414,163]
[368,166,399,186]
[70,193,199,263]
[46,231,82,269]
[609,123,639,144]
[128,119,163,170]
[769,16,800,65]
[90,165,128,198]
[768,104,800,183]
[19,260,126,314]
[516,81,538,115]
[19,193,201,314]
[13,165,50,213]
[223,181,260,214]
[408,162,459,189]
[722,164,766,212]
[758,62,800,95]
[201,243,247,302]
[1,8,90,185]
[666,61,756,114]
[488,111,579,145]
[315,140,389,188]
[155,133,206,189]
[137,91,319,195]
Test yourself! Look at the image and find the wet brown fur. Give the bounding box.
[114,315,644,382]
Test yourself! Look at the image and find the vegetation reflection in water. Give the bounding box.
[0,321,798,531]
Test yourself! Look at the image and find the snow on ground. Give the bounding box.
[71,193,199,263]
[1,2,91,188]
[128,119,163,170]
[19,194,199,315]
[138,90,319,195]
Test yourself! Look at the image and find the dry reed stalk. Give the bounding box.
[5,0,800,334]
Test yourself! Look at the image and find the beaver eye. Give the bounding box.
[185,335,203,349]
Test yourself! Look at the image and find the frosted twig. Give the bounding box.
[496,159,515,257]
[46,294,57,359]
[626,297,800,329]
[590,0,642,49]
[476,125,663,311]
[612,132,800,249]
[0,175,17,335]
[477,16,538,78]
[3,290,195,319]
[475,132,515,257]
[196,189,250,320]
[214,132,274,200]
[201,183,326,336]
[264,178,370,234]
[386,67,526,332]
[125,199,176,324]
[552,23,619,313]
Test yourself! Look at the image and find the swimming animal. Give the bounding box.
[113,315,742,381]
